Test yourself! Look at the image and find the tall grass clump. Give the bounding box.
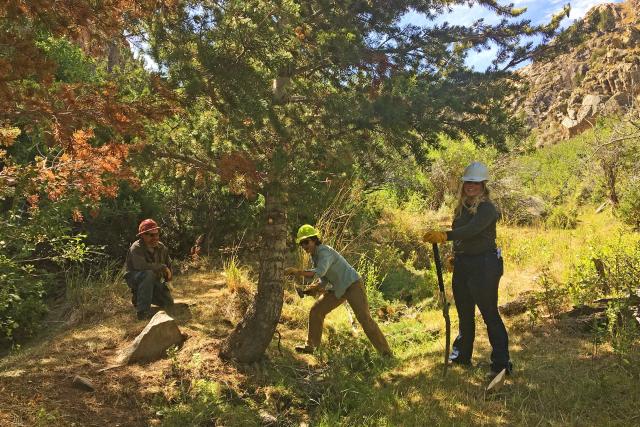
[356,254,387,316]
[65,261,128,322]
[222,255,251,292]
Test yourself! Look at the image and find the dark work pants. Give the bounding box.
[451,251,510,372]
[125,270,174,313]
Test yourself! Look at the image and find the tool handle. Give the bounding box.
[432,243,451,376]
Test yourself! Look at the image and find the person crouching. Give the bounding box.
[124,219,174,320]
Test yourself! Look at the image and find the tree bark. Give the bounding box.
[219,184,287,363]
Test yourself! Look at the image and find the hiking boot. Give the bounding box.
[449,356,472,367]
[137,310,153,321]
[294,344,314,354]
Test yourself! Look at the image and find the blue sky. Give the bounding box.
[403,0,624,70]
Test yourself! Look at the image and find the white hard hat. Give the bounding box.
[462,162,489,182]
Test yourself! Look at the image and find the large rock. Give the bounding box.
[603,92,632,114]
[515,0,640,144]
[118,311,185,364]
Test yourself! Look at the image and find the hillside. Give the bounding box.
[518,0,640,146]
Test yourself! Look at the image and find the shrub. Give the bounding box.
[0,256,47,347]
[356,253,387,316]
[546,204,578,229]
[618,178,640,230]
[568,240,640,305]
[533,268,568,318]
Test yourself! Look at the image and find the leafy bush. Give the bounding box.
[0,256,47,347]
[618,178,640,230]
[511,135,588,205]
[568,240,640,305]
[356,254,387,316]
[533,269,568,318]
[546,204,578,229]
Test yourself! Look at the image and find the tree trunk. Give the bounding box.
[219,185,287,363]
[604,163,619,207]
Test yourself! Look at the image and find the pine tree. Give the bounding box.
[144,0,570,362]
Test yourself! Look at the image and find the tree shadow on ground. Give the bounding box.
[243,313,640,427]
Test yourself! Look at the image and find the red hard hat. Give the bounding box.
[137,219,160,236]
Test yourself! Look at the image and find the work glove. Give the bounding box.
[296,282,323,298]
[284,267,304,277]
[423,230,447,244]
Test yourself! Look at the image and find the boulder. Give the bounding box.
[118,311,184,364]
[602,92,631,114]
[623,27,640,46]
[581,94,601,107]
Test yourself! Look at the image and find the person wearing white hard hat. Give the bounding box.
[285,224,392,356]
[423,162,512,378]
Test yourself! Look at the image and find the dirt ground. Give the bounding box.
[0,273,247,426]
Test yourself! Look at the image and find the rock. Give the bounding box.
[603,92,631,114]
[561,116,578,129]
[258,410,278,426]
[623,27,640,46]
[515,1,640,142]
[118,311,184,364]
[581,94,601,107]
[72,375,96,392]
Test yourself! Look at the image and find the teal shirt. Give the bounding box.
[309,245,360,298]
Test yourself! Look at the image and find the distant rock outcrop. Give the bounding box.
[517,0,640,146]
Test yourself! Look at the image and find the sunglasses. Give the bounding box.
[299,238,311,246]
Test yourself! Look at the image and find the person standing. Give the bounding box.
[285,224,392,356]
[423,162,512,377]
[125,219,174,320]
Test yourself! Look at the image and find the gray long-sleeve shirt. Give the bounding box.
[125,239,172,274]
[309,245,360,299]
[446,201,498,255]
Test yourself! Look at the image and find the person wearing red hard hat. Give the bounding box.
[124,219,174,320]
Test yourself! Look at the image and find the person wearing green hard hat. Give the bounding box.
[285,224,392,356]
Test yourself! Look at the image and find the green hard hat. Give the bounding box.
[296,224,320,243]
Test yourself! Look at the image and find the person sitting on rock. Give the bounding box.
[125,219,174,320]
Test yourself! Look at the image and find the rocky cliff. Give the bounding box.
[517,0,640,146]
